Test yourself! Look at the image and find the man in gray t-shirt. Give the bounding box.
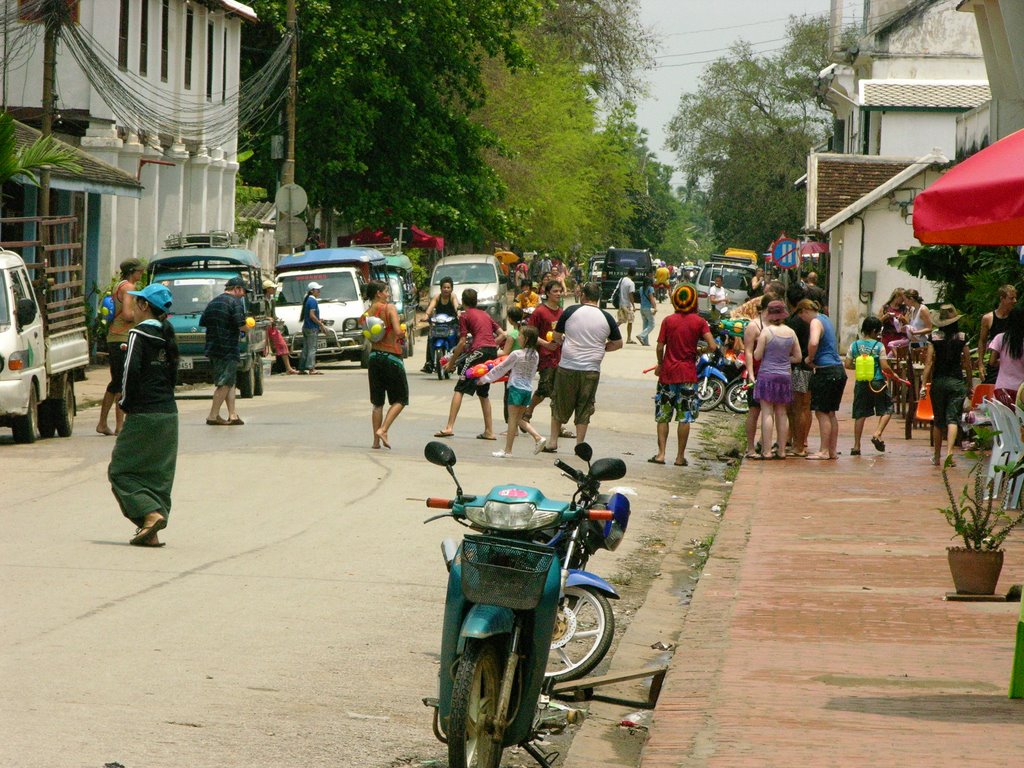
[546,282,623,451]
[617,267,637,344]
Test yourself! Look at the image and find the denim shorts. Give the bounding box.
[210,355,239,388]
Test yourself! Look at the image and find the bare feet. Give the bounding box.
[96,425,114,436]
[375,428,391,449]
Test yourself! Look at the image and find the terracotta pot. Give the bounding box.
[947,547,1004,595]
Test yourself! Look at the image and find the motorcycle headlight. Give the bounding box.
[343,318,358,331]
[465,501,560,531]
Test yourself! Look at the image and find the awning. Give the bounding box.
[913,128,1024,245]
[340,224,444,252]
[800,242,829,255]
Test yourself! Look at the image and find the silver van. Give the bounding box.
[695,261,756,316]
[429,253,508,328]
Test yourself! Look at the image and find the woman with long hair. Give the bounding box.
[108,284,179,547]
[752,300,802,459]
[478,324,546,457]
[877,287,906,351]
[987,305,1024,407]
[921,305,973,466]
[903,289,933,347]
[365,280,409,449]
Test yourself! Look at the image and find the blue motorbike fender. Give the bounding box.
[703,368,728,384]
[566,569,619,599]
[456,603,515,654]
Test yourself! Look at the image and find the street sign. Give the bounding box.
[275,213,308,248]
[772,238,799,270]
[275,183,307,216]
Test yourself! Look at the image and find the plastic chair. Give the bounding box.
[983,399,1009,498]
[987,400,1024,506]
[971,383,996,410]
[913,384,934,444]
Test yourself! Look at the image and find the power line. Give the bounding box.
[653,44,790,70]
[661,15,805,37]
[655,37,789,60]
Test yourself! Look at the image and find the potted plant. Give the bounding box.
[939,445,1024,595]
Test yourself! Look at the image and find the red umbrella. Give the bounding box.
[913,128,1024,245]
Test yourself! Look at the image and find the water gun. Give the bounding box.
[883,367,911,387]
[466,355,509,381]
[722,317,749,338]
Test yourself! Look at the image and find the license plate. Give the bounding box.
[178,358,194,370]
[317,339,328,350]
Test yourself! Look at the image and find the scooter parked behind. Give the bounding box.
[422,441,626,768]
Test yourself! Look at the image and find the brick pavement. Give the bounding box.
[641,407,1024,767]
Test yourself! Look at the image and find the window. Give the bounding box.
[139,0,149,76]
[160,0,169,82]
[206,21,214,100]
[184,7,194,90]
[117,0,129,69]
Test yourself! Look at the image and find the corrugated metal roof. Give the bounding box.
[859,79,990,109]
[13,120,142,197]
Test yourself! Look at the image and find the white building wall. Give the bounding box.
[877,112,957,156]
[0,1,250,272]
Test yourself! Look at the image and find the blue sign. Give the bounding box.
[773,238,799,270]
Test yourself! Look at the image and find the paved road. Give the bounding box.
[0,308,711,767]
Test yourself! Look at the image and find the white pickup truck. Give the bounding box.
[0,247,89,443]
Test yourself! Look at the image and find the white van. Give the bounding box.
[429,254,508,328]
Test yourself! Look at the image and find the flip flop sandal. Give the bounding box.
[433,431,454,438]
[130,516,167,546]
[206,417,229,425]
[850,449,861,456]
[476,433,497,440]
[674,458,689,466]
[647,456,666,464]
[871,436,886,452]
[227,417,245,426]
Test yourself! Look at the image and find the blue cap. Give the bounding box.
[128,283,173,312]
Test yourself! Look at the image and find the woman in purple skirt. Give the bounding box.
[752,300,803,459]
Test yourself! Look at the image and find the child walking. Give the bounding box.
[845,316,894,455]
[479,325,546,458]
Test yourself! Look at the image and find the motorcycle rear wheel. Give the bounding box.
[724,380,750,413]
[546,585,615,682]
[448,639,505,768]
[697,377,726,411]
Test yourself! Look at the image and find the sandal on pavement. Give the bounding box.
[476,433,497,440]
[227,416,245,426]
[434,430,454,438]
[647,456,665,465]
[850,449,861,456]
[206,417,229,426]
[871,436,886,452]
[674,458,689,467]
[130,515,166,546]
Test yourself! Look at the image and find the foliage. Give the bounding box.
[241,0,545,244]
[890,244,1021,340]
[234,183,268,241]
[0,111,82,186]
[665,16,831,252]
[538,0,655,101]
[939,437,1024,551]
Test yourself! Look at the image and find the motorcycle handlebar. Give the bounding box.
[554,460,581,479]
[587,509,614,521]
[425,498,454,509]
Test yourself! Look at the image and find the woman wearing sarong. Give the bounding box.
[108,283,179,547]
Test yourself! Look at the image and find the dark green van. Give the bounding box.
[600,247,653,308]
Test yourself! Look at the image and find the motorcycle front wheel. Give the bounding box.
[448,639,505,768]
[433,347,445,381]
[697,377,726,411]
[724,380,750,413]
[546,586,615,682]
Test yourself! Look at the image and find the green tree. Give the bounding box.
[665,16,830,252]
[0,112,81,187]
[241,0,544,244]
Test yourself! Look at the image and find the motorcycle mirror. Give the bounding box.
[590,457,626,482]
[424,441,457,467]
[574,442,593,463]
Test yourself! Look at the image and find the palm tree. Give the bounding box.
[0,111,81,186]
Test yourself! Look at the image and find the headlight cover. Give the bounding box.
[343,318,358,331]
[466,501,560,530]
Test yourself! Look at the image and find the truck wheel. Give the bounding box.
[238,363,255,399]
[12,387,40,444]
[253,357,265,397]
[360,343,370,369]
[53,376,76,437]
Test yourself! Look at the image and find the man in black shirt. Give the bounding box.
[785,283,812,455]
[200,276,248,425]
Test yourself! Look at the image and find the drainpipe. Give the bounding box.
[854,214,871,307]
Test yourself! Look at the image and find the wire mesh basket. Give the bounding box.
[460,535,554,611]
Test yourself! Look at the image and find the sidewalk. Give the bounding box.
[642,405,1024,766]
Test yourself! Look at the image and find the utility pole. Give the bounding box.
[281,0,297,186]
[39,7,58,217]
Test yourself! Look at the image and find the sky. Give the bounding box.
[636,0,832,177]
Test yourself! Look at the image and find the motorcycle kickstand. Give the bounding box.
[521,740,557,768]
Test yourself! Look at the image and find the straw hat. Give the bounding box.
[932,304,962,327]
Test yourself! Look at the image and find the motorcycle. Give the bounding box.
[428,313,459,380]
[422,441,626,768]
[537,468,632,682]
[695,346,730,410]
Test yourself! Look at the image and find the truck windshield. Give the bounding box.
[432,263,496,285]
[278,271,360,304]
[156,277,222,315]
[0,271,8,326]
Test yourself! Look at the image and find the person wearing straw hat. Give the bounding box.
[108,284,179,547]
[921,305,973,466]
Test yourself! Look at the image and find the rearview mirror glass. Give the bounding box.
[15,297,37,327]
[574,442,593,463]
[424,441,457,467]
[590,457,626,482]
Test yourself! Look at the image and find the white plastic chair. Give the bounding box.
[983,399,1010,498]
[986,400,1024,506]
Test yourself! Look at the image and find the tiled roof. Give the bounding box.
[859,80,990,109]
[238,201,276,223]
[13,120,142,194]
[813,155,912,225]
